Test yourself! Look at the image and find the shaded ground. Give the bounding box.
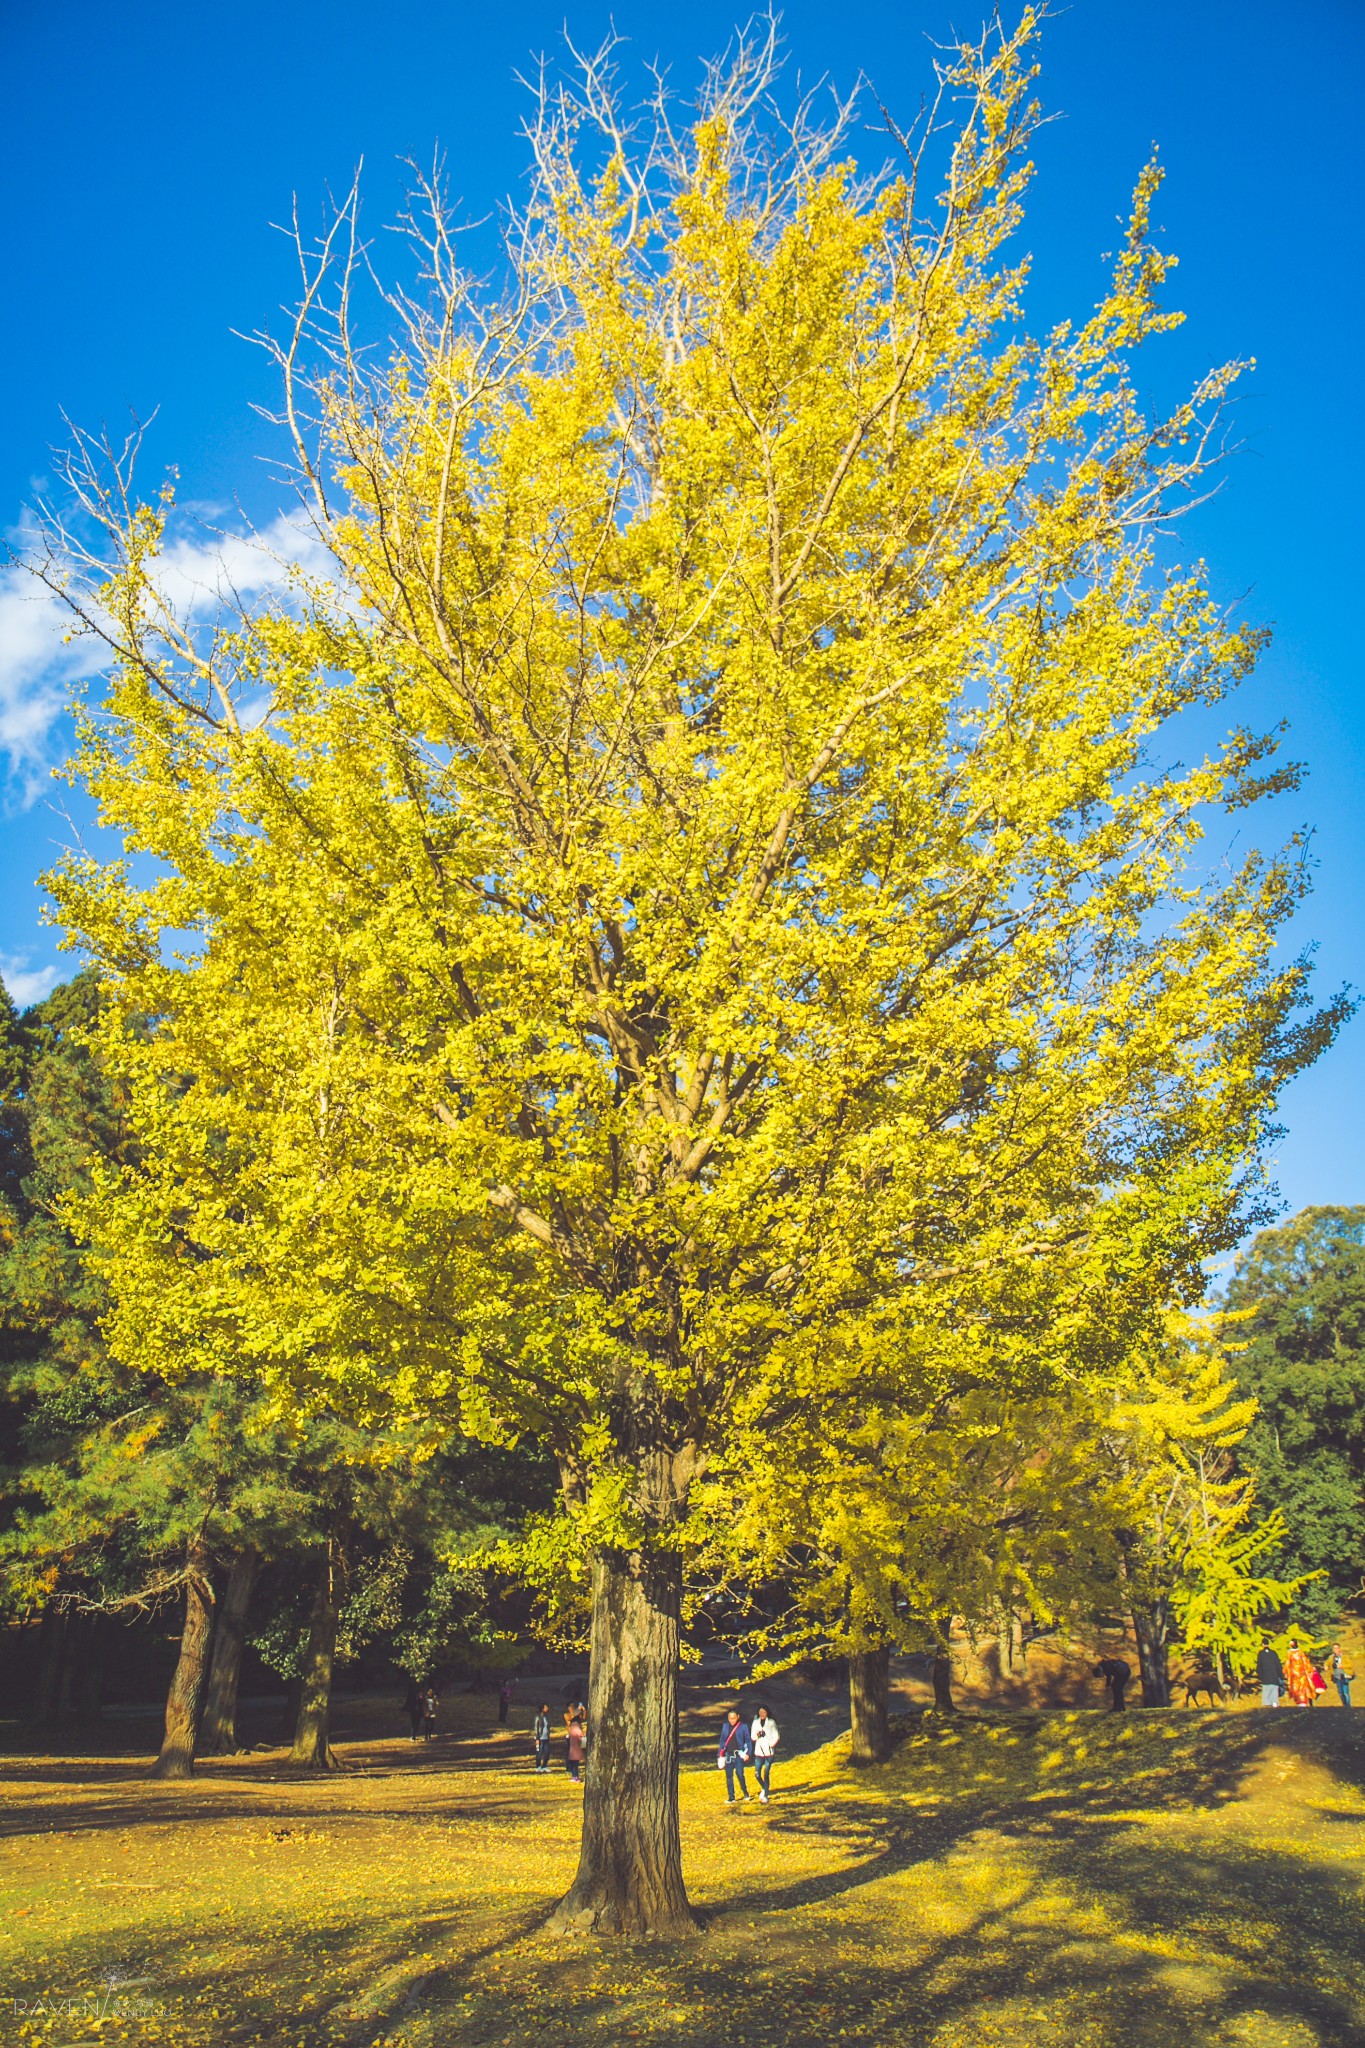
[1,1683,1362,2047]
[0,1664,854,1769]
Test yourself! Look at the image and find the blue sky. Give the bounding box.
[1,0,1360,1224]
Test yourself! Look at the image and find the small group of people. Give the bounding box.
[401,1679,440,1741]
[1256,1639,1354,1708]
[716,1706,781,1806]
[531,1695,588,1780]
[1093,1641,1358,1712]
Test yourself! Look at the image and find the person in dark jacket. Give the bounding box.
[717,1709,753,1805]
[402,1679,424,1741]
[533,1703,553,1772]
[1256,1639,1284,1707]
[1093,1657,1131,1711]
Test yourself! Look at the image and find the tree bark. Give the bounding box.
[929,1613,956,1711]
[54,1611,84,1722]
[71,1613,107,1723]
[150,1538,215,1779]
[289,1541,339,1769]
[547,1546,696,1938]
[198,1545,259,1755]
[849,1647,891,1764]
[1131,1600,1171,1707]
[30,1607,68,1728]
[277,1674,303,1745]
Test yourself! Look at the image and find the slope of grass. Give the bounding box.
[1,1695,1362,2047]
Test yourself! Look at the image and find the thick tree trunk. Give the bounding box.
[548,1547,696,1938]
[289,1542,339,1769]
[198,1546,259,1755]
[55,1612,83,1722]
[931,1614,956,1710]
[150,1539,215,1779]
[30,1607,68,1727]
[277,1674,303,1745]
[1131,1601,1171,1707]
[849,1647,891,1764]
[71,1614,107,1723]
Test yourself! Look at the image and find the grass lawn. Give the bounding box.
[1,1682,1362,2048]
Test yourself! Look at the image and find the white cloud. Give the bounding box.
[0,565,98,774]
[0,955,62,1009]
[153,514,336,618]
[0,512,336,804]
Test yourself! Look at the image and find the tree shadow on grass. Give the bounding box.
[0,1899,548,2047]
[741,1705,1362,1909]
[0,1766,542,1841]
[12,1843,1361,2048]
[412,1710,1365,2048]
[0,1719,598,1839]
[7,1708,1363,2047]
[294,1832,1361,2048]
[424,1847,1364,2048]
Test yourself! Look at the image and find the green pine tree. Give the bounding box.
[1223,1207,1365,1632]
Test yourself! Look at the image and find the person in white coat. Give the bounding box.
[750,1706,780,1802]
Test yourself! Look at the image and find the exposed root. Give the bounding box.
[545,1888,702,1940]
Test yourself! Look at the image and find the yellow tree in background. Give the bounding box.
[702,1314,1314,1741]
[42,14,1342,1934]
[1100,1327,1318,1702]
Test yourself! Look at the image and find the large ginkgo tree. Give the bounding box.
[42,14,1339,1934]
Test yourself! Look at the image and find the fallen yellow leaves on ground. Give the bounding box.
[0,1697,1361,2047]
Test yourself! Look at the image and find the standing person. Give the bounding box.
[1310,1660,1328,1705]
[566,1714,585,1783]
[717,1709,753,1807]
[533,1702,552,1772]
[402,1678,424,1742]
[421,1684,439,1740]
[1092,1657,1131,1712]
[1330,1645,1355,1708]
[750,1706,780,1803]
[1256,1638,1284,1707]
[1283,1640,1314,1707]
[498,1677,515,1726]
[563,1696,587,1767]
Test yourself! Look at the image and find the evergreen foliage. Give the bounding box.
[0,970,134,1616]
[0,972,552,1739]
[1223,1206,1365,1630]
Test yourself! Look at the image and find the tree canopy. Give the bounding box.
[29,13,1344,1933]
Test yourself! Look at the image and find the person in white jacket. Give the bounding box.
[750,1706,780,1802]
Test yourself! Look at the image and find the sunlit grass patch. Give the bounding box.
[0,1703,1361,2046]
